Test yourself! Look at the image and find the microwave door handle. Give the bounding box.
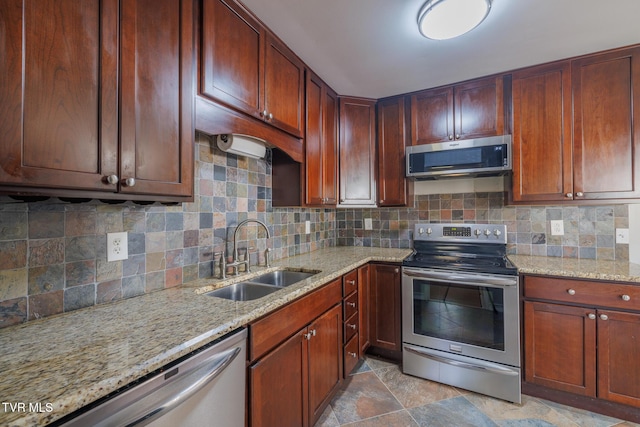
[402,269,517,287]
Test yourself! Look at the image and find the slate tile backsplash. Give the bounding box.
[0,133,632,328]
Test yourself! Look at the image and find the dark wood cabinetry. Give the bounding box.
[199,0,304,138]
[410,76,506,145]
[523,275,640,421]
[377,96,412,207]
[248,278,343,427]
[342,269,360,376]
[0,0,194,202]
[358,264,371,355]
[305,72,338,206]
[339,97,377,207]
[369,264,402,356]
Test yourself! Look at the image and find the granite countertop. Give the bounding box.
[509,254,640,284]
[0,247,411,427]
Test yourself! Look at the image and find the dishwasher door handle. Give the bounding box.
[120,345,241,426]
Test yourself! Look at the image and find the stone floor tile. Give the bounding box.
[363,355,398,371]
[409,396,498,427]
[344,410,419,427]
[315,404,340,427]
[540,399,627,427]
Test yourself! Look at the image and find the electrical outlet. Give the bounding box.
[107,232,128,262]
[305,220,311,234]
[550,220,564,236]
[364,218,373,230]
[616,228,630,244]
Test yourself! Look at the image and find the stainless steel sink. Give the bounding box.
[204,269,319,301]
[248,270,316,287]
[205,282,281,301]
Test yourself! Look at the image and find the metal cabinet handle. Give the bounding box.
[268,113,273,120]
[394,268,399,273]
[260,110,267,117]
[347,280,356,286]
[106,175,119,185]
[123,177,136,187]
[310,329,316,336]
[448,134,453,140]
[567,289,576,296]
[346,302,356,308]
[576,192,584,197]
[347,323,357,330]
[347,351,357,358]
[303,332,312,340]
[622,294,631,301]
[565,192,573,198]
[600,314,609,321]
[455,134,460,139]
[588,313,596,320]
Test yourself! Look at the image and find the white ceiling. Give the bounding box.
[241,0,640,99]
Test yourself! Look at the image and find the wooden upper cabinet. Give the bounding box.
[199,0,304,138]
[411,76,505,145]
[572,46,640,200]
[0,0,118,192]
[377,96,410,207]
[339,97,377,207]
[119,0,194,198]
[0,0,193,201]
[512,61,573,202]
[305,72,337,206]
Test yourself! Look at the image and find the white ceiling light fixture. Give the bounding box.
[418,0,492,40]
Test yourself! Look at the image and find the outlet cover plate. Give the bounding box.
[550,220,564,236]
[305,220,311,234]
[364,218,373,230]
[107,232,128,262]
[616,228,630,244]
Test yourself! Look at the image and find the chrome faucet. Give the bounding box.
[228,219,271,275]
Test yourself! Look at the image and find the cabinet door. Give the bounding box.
[377,97,410,206]
[339,97,377,206]
[597,310,640,407]
[305,72,324,206]
[119,0,194,197]
[512,62,573,202]
[358,264,371,354]
[524,301,596,396]
[322,86,339,205]
[264,33,304,137]
[572,47,640,200]
[0,0,118,191]
[200,0,263,120]
[369,264,402,352]
[308,304,343,425]
[250,330,308,427]
[454,76,505,140]
[410,87,454,145]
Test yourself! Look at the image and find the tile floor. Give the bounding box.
[315,356,640,427]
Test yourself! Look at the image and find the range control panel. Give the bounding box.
[414,223,507,244]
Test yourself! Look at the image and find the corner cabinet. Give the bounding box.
[199,0,304,138]
[369,263,402,358]
[338,97,377,207]
[305,71,338,206]
[0,0,194,202]
[377,96,412,207]
[410,76,506,145]
[523,275,640,422]
[249,278,343,427]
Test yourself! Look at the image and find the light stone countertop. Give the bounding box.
[0,247,411,427]
[509,254,640,284]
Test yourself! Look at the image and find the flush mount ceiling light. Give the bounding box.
[418,0,492,40]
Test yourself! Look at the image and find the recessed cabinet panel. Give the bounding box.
[305,73,324,205]
[378,97,409,206]
[455,77,504,141]
[411,87,453,145]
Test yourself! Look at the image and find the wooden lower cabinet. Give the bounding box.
[523,275,640,421]
[358,264,371,354]
[369,263,402,356]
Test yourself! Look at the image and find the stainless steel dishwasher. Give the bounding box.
[58,328,247,427]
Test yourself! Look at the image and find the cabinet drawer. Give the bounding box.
[524,276,640,311]
[344,312,359,343]
[344,333,360,375]
[344,291,358,319]
[343,270,358,297]
[250,278,342,361]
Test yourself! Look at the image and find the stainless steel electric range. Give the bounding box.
[402,223,521,403]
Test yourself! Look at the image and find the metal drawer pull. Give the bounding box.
[347,352,357,358]
[588,313,596,320]
[567,289,576,296]
[347,280,356,286]
[600,314,609,321]
[622,294,631,301]
[346,302,356,308]
[347,323,357,330]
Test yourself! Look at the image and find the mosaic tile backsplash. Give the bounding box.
[0,132,632,328]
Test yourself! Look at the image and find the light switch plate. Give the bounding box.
[364,218,373,230]
[107,232,128,262]
[550,220,564,236]
[616,228,630,244]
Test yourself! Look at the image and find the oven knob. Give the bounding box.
[484,229,491,236]
[494,229,502,237]
[474,229,482,237]
[418,227,425,235]
[426,227,432,235]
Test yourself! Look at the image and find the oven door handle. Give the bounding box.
[404,345,519,376]
[402,268,517,287]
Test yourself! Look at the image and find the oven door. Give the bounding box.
[402,267,520,367]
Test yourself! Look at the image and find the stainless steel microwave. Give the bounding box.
[406,135,512,179]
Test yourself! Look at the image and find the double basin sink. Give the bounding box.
[205,269,319,301]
